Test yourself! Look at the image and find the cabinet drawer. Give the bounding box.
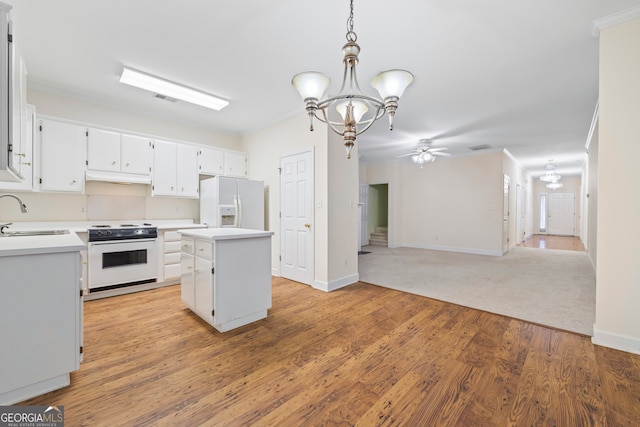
[164,263,181,280]
[195,240,213,259]
[164,230,182,242]
[180,238,195,254]
[164,252,181,265]
[164,241,182,254]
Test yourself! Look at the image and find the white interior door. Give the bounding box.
[359,184,369,247]
[503,175,510,254]
[280,149,314,285]
[548,192,575,235]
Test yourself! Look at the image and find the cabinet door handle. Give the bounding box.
[112,161,117,165]
[125,162,130,167]
[71,180,77,185]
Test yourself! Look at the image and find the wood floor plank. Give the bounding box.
[18,279,640,426]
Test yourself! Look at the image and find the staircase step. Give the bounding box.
[374,226,388,234]
[370,233,388,240]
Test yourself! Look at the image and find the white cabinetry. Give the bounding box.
[198,146,225,176]
[86,128,152,181]
[121,134,152,175]
[162,229,183,282]
[177,144,199,197]
[0,104,35,191]
[38,119,86,193]
[0,249,83,405]
[152,140,198,198]
[224,151,247,177]
[152,139,177,196]
[179,228,273,332]
[0,3,28,182]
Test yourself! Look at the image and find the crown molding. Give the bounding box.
[592,5,640,37]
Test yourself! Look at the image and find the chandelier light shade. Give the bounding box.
[291,0,414,159]
[546,181,563,190]
[540,160,562,183]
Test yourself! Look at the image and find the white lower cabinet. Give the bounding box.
[179,229,273,332]
[162,230,183,281]
[0,250,83,405]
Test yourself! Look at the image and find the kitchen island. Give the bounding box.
[178,228,274,332]
[0,232,85,405]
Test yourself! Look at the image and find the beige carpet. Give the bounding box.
[358,246,596,335]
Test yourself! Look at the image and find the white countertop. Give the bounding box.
[178,228,274,241]
[0,219,205,257]
[2,219,205,233]
[0,232,86,257]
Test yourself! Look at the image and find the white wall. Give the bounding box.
[586,124,599,269]
[363,150,509,255]
[361,162,403,248]
[242,113,335,286]
[593,16,640,354]
[503,150,533,246]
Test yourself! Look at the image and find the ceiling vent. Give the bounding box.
[154,93,177,102]
[468,144,492,151]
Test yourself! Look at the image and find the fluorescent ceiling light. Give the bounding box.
[119,67,229,111]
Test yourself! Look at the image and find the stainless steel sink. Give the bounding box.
[0,229,70,237]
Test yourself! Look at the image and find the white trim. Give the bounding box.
[313,273,359,292]
[403,243,503,257]
[585,101,599,151]
[592,5,640,37]
[592,326,640,355]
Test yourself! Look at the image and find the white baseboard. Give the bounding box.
[313,273,359,292]
[592,326,640,355]
[272,267,280,277]
[403,243,503,257]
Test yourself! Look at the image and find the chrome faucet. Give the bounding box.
[0,194,29,234]
[0,193,28,213]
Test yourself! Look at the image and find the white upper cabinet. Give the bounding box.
[225,151,247,178]
[86,129,152,182]
[0,5,28,182]
[0,104,34,191]
[153,141,198,198]
[177,144,199,197]
[38,119,86,193]
[198,146,224,176]
[121,134,152,175]
[152,139,178,197]
[87,128,120,172]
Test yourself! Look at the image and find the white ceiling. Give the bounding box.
[8,0,640,177]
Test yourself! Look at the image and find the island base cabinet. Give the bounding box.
[0,251,82,405]
[180,234,272,332]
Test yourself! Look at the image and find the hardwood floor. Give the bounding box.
[21,278,640,426]
[518,234,586,252]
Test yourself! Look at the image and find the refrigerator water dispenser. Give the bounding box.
[219,205,237,227]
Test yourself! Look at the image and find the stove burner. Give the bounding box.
[91,225,111,228]
[120,224,138,227]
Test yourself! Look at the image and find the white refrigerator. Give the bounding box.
[200,176,265,230]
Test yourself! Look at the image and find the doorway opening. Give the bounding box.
[368,184,389,247]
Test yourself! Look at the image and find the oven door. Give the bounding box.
[88,239,158,289]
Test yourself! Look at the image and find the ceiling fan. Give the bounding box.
[398,139,451,165]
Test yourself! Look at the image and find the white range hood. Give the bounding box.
[85,170,152,185]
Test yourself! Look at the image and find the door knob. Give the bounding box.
[305,223,311,229]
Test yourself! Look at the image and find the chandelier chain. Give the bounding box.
[346,0,357,42]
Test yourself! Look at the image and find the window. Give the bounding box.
[539,194,547,232]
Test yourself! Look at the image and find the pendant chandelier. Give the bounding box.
[291,0,414,159]
[540,160,561,182]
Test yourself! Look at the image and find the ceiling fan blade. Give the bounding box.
[432,152,452,156]
[427,147,448,152]
[396,153,417,158]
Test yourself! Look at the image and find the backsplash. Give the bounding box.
[0,182,198,222]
